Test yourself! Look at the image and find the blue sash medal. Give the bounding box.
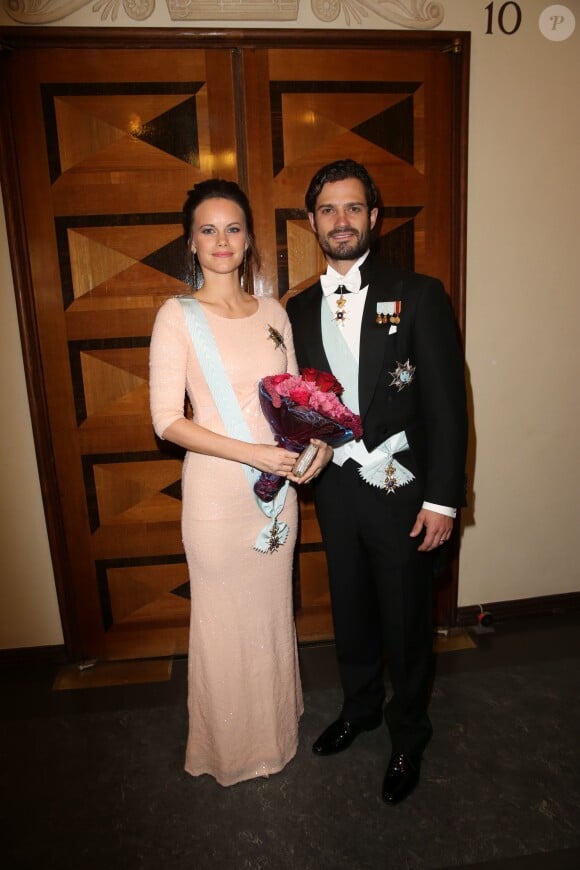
[178,297,289,554]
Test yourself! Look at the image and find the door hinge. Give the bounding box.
[442,37,462,55]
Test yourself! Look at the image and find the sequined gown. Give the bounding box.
[149,295,302,787]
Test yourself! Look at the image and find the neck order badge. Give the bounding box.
[334,285,349,324]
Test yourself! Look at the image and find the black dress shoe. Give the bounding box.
[312,715,382,756]
[381,752,420,804]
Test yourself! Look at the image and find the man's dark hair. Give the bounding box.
[305,159,379,214]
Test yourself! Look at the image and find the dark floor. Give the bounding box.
[1,613,579,870]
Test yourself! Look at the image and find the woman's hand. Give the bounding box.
[288,439,333,485]
[250,444,299,476]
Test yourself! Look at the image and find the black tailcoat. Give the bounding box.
[287,255,467,507]
[286,254,468,758]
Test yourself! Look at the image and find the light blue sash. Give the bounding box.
[178,297,289,553]
[320,299,359,413]
[320,298,414,492]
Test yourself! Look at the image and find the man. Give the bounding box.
[286,159,467,804]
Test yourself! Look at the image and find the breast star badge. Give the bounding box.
[388,359,416,391]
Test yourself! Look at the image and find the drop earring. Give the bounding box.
[192,249,202,290]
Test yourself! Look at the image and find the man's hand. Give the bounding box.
[410,508,453,552]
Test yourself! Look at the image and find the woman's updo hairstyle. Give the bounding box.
[182,178,260,291]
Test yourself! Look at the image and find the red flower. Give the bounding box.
[300,367,343,395]
[315,370,343,394]
[288,384,312,406]
[300,368,319,383]
[270,373,291,386]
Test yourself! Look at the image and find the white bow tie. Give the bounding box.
[320,271,362,296]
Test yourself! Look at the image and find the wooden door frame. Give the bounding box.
[0,26,469,654]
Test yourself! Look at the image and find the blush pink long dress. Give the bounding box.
[149,295,303,786]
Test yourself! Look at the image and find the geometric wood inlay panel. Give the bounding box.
[83,453,182,533]
[43,83,204,182]
[57,215,190,312]
[270,81,421,176]
[69,339,151,426]
[80,351,147,419]
[96,555,189,631]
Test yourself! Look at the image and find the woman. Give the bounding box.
[149,179,331,786]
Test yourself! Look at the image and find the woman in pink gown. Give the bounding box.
[149,180,331,786]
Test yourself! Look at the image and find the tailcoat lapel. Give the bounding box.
[358,257,404,419]
[296,282,331,373]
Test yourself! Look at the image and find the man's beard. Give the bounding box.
[317,226,371,261]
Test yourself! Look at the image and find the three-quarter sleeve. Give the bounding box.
[149,297,190,439]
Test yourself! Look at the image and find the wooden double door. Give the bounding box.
[0,30,469,660]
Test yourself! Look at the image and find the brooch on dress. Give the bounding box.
[376,300,402,326]
[267,324,286,351]
[388,359,416,391]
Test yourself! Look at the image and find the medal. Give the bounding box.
[384,462,398,493]
[334,285,348,324]
[376,300,402,326]
[267,519,282,553]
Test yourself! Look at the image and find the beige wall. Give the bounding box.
[457,5,578,605]
[0,0,578,647]
[0,198,64,648]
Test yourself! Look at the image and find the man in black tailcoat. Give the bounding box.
[286,159,468,804]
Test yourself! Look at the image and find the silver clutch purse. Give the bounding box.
[292,443,319,477]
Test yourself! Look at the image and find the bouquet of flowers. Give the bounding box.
[255,368,363,502]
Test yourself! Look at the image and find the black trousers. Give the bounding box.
[314,459,435,760]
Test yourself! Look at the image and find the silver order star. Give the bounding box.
[388,359,416,392]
